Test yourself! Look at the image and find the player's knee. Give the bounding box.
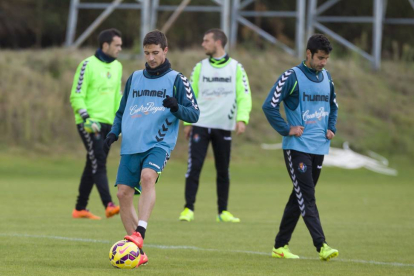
[140,171,157,187]
[189,161,204,172]
[117,185,133,201]
[216,171,229,180]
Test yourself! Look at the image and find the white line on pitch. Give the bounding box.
[1,233,413,269]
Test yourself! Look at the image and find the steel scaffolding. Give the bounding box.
[65,0,230,49]
[307,0,414,69]
[65,0,414,69]
[230,0,305,58]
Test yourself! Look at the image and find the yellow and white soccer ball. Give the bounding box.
[109,240,141,269]
[84,118,101,133]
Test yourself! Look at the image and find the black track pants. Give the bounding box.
[184,126,231,213]
[275,149,326,250]
[75,123,113,210]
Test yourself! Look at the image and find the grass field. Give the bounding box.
[1,147,413,276]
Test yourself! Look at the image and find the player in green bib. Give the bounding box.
[69,29,123,220]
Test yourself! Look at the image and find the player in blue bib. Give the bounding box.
[104,30,199,266]
[263,34,339,261]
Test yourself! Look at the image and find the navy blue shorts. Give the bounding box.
[115,147,169,194]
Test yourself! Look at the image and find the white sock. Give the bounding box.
[138,220,148,229]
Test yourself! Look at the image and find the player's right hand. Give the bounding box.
[84,118,101,133]
[326,129,335,140]
[184,126,192,140]
[289,126,304,137]
[103,133,118,154]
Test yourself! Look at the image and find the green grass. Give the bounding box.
[0,149,413,276]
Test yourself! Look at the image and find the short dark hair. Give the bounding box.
[143,30,168,50]
[98,28,121,49]
[306,34,332,56]
[205,28,227,48]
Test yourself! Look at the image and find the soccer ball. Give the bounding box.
[83,118,101,133]
[109,240,141,269]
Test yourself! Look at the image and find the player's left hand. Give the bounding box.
[103,133,118,155]
[163,95,179,112]
[326,129,335,140]
[236,121,246,135]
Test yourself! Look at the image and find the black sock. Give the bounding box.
[136,226,146,239]
[317,242,325,252]
[274,243,287,249]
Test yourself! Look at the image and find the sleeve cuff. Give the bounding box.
[78,109,90,121]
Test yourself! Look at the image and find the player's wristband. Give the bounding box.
[78,109,90,121]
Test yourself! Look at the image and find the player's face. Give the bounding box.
[307,49,329,71]
[103,36,122,58]
[202,33,217,56]
[144,44,168,68]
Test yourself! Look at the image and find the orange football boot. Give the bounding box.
[137,248,148,267]
[105,202,120,218]
[124,231,144,249]
[72,209,101,220]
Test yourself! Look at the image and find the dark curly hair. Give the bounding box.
[204,28,228,48]
[143,30,168,50]
[98,28,121,49]
[306,34,332,56]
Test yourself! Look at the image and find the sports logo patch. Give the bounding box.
[149,162,160,170]
[298,162,307,173]
[193,134,200,143]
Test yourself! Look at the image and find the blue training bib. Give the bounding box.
[282,67,331,155]
[121,70,179,155]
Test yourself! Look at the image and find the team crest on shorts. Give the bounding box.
[298,162,307,173]
[193,134,200,143]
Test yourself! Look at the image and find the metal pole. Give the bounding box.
[384,18,414,24]
[160,0,191,34]
[314,22,374,62]
[230,0,240,49]
[296,0,305,59]
[372,0,383,70]
[237,16,296,56]
[409,0,414,10]
[77,3,140,9]
[221,0,230,51]
[316,16,374,23]
[239,11,296,17]
[65,0,80,46]
[383,0,387,18]
[307,0,317,39]
[140,0,151,48]
[316,0,341,15]
[73,0,123,48]
[157,5,220,12]
[150,0,159,30]
[239,0,254,9]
